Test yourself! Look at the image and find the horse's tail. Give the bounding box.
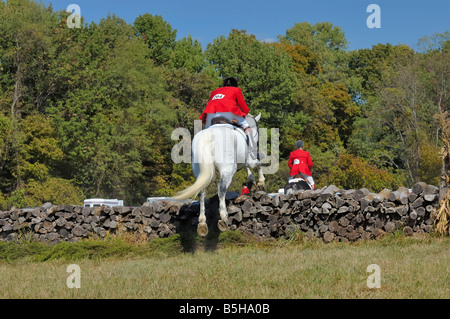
[173,130,215,200]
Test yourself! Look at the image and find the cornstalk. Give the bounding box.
[435,175,449,236]
[435,108,450,236]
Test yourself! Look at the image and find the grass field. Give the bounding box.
[0,231,449,299]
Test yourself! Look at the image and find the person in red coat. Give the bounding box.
[288,140,316,189]
[201,78,249,127]
[200,77,257,158]
[241,183,250,196]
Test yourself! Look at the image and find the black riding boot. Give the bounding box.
[245,128,258,160]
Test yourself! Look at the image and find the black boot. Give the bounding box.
[245,130,258,160]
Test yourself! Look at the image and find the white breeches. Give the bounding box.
[289,173,315,187]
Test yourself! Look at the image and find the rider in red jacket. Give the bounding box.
[288,140,315,189]
[200,77,257,159]
[200,86,249,125]
[241,183,250,196]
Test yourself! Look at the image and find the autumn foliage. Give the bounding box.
[328,154,399,192]
[0,0,448,208]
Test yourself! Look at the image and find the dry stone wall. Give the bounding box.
[0,182,440,244]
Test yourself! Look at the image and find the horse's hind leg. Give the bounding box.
[217,172,233,232]
[246,165,265,192]
[257,166,266,191]
[246,167,256,191]
[197,189,208,236]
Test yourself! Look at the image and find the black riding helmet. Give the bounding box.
[223,77,238,87]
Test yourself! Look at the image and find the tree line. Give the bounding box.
[0,0,448,208]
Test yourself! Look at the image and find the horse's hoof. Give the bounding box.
[218,219,229,232]
[197,223,208,237]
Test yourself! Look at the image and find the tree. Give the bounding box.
[0,0,71,196]
[421,38,450,198]
[348,42,446,186]
[0,1,447,208]
[417,31,450,53]
[274,42,320,75]
[328,153,400,192]
[280,22,349,83]
[17,114,63,181]
[48,15,178,204]
[134,13,177,66]
[169,35,205,72]
[206,29,297,127]
[277,22,360,154]
[348,44,397,99]
[0,114,13,193]
[347,44,414,171]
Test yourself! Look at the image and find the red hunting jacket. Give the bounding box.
[288,149,313,176]
[241,186,250,196]
[200,86,249,124]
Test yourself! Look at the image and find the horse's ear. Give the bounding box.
[255,113,262,122]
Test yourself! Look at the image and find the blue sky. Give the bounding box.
[42,0,449,51]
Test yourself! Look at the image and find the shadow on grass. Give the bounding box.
[177,194,222,253]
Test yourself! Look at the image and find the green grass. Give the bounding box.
[0,232,449,299]
[0,235,183,263]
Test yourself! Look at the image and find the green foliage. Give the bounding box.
[0,235,183,263]
[347,43,444,186]
[281,21,351,84]
[0,0,445,207]
[205,29,297,127]
[417,31,450,53]
[418,142,442,185]
[0,178,84,209]
[277,22,360,152]
[274,42,321,75]
[328,153,402,192]
[24,177,84,206]
[5,188,28,209]
[0,115,12,185]
[307,145,339,188]
[134,13,177,65]
[18,114,63,180]
[169,35,205,72]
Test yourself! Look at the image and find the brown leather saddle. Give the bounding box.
[210,116,245,131]
[210,115,260,162]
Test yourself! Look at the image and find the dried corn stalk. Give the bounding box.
[435,177,449,235]
[435,111,450,236]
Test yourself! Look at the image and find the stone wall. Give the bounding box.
[0,182,440,244]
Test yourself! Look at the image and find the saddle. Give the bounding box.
[284,178,311,194]
[210,116,244,131]
[210,116,259,161]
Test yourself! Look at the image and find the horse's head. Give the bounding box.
[247,113,261,124]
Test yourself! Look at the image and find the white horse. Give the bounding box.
[173,114,264,236]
